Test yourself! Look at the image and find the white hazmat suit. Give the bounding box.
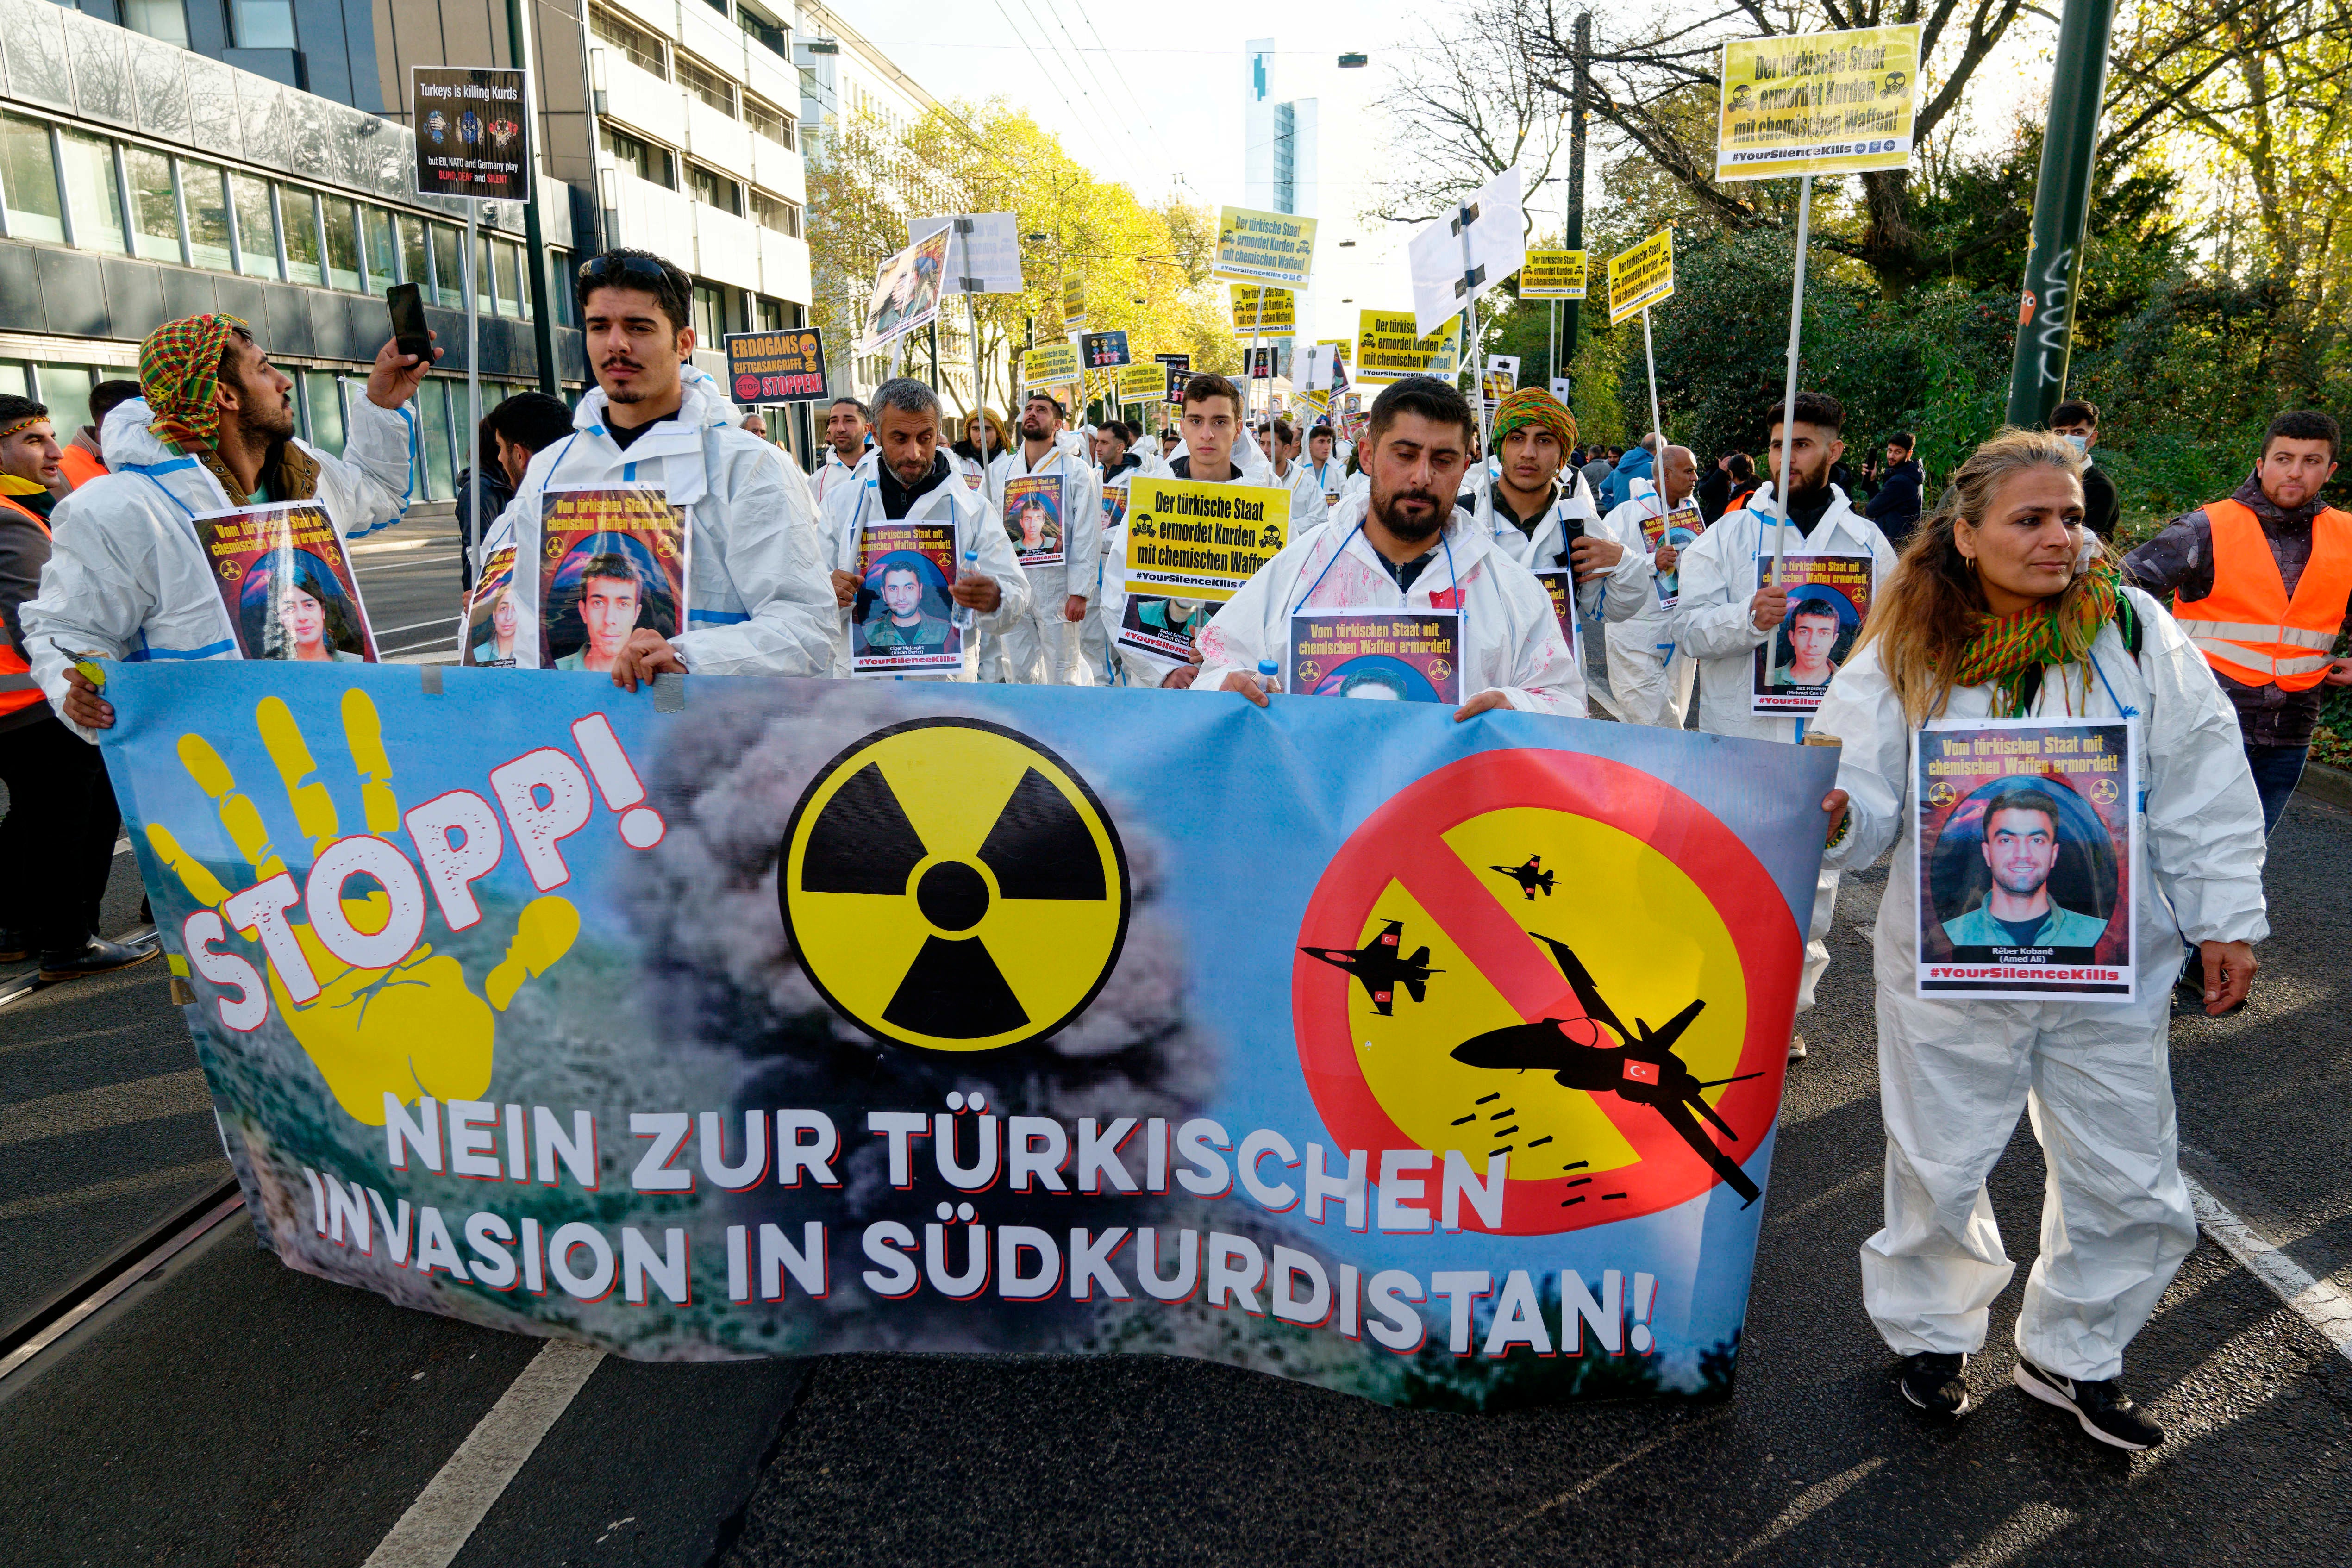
[1596,481,1701,727]
[819,449,1031,680]
[25,395,414,737]
[475,376,837,675]
[1814,586,2267,1381]
[1674,482,1899,1012]
[1190,497,1589,715]
[986,443,1101,685]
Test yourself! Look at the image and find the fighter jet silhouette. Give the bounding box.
[1488,855,1555,901]
[1448,936,1764,1205]
[1300,918,1441,1016]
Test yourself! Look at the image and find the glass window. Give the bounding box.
[757,297,782,331]
[57,131,125,254]
[676,56,735,117]
[123,0,191,48]
[182,160,234,272]
[281,187,323,286]
[751,190,799,237]
[419,377,456,500]
[473,229,494,314]
[588,6,667,78]
[744,96,793,148]
[0,364,27,398]
[125,147,179,262]
[231,0,297,49]
[36,368,94,438]
[303,370,345,455]
[738,0,787,58]
[688,163,741,217]
[428,222,464,307]
[549,249,574,326]
[360,205,396,292]
[0,116,64,244]
[322,197,360,291]
[229,174,278,278]
[599,125,674,188]
[494,240,525,319]
[398,213,428,291]
[692,282,730,343]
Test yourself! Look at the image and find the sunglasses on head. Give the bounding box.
[577,254,673,290]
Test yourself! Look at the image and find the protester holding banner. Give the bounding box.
[1598,444,1704,728]
[985,392,1101,685]
[1673,392,1899,1057]
[473,250,836,687]
[822,378,1025,681]
[814,396,872,507]
[1813,427,2267,1449]
[26,312,431,738]
[1192,377,1586,717]
[1266,419,1331,535]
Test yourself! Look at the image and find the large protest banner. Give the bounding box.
[102,663,1832,1408]
[1355,311,1463,383]
[1716,25,1923,182]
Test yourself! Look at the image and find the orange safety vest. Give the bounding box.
[2173,498,2352,691]
[0,492,53,720]
[56,444,105,490]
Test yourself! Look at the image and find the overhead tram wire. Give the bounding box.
[1038,0,1163,184]
[1070,0,1166,163]
[985,0,1139,184]
[1001,0,1155,187]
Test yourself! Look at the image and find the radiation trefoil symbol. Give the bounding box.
[780,719,1129,1052]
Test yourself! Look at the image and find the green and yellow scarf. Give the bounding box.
[1950,562,2128,713]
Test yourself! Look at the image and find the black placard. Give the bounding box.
[1081,330,1132,369]
[412,67,530,201]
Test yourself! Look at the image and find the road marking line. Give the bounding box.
[373,616,465,637]
[362,1338,604,1568]
[2184,1171,2352,1364]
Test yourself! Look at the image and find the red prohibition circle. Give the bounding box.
[1292,748,1803,1234]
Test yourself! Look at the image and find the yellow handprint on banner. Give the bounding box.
[148,688,579,1125]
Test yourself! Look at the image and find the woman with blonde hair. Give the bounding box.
[1813,427,2267,1449]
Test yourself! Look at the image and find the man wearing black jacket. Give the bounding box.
[1865,431,1924,547]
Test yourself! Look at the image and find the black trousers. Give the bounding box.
[0,712,121,951]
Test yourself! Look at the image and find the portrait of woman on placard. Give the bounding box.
[239,550,368,662]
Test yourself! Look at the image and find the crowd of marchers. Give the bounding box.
[0,244,2345,1456]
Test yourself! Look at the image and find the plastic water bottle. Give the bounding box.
[954,547,980,633]
[1257,657,1280,696]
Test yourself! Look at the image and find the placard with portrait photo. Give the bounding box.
[537,487,688,675]
[1914,715,2138,1002]
[1751,554,1872,714]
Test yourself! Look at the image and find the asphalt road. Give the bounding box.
[0,645,2345,1565]
[351,503,468,662]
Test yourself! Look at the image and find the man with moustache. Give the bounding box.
[988,390,1101,684]
[1188,376,1586,717]
[475,248,835,686]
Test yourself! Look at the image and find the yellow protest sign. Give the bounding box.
[1212,206,1316,287]
[1608,231,1675,326]
[1229,285,1296,333]
[1062,275,1086,333]
[1123,477,1290,600]
[1022,341,1079,390]
[1315,337,1352,367]
[1715,25,1921,182]
[1354,310,1462,383]
[1115,361,1165,404]
[1522,250,1588,300]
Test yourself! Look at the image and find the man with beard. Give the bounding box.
[1596,442,1703,727]
[1188,376,1585,716]
[822,376,1025,680]
[1941,791,2110,952]
[472,248,836,685]
[987,390,1101,684]
[1675,391,1898,1058]
[30,312,430,743]
[814,396,872,507]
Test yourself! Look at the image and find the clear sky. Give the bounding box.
[821,3,1425,344]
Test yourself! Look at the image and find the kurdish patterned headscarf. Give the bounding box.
[1489,387,1578,454]
[140,313,247,449]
